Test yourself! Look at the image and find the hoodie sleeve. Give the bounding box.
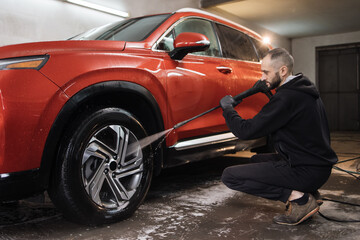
[222,94,292,140]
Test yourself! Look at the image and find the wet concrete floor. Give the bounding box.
[0,132,359,239]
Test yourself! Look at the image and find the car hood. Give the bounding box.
[0,40,126,59]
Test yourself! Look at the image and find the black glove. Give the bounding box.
[220,95,241,111]
[252,79,268,92]
[251,79,272,99]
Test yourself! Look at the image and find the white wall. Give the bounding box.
[0,0,121,46]
[124,0,198,18]
[292,31,360,84]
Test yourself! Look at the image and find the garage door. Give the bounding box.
[317,43,360,131]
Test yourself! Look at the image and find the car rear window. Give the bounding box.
[215,23,258,62]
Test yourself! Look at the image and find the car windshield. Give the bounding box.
[70,14,171,42]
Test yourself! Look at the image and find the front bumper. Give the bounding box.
[0,168,44,201]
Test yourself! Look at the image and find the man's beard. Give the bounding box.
[270,72,282,90]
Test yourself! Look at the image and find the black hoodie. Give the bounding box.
[223,74,338,167]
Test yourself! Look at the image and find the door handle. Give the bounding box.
[216,66,232,74]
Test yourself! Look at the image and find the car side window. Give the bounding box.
[157,31,175,52]
[251,38,270,60]
[215,23,258,62]
[157,18,221,57]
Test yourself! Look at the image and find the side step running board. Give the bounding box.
[170,132,238,151]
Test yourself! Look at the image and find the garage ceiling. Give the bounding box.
[202,0,360,38]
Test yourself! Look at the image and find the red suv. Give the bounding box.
[0,8,270,224]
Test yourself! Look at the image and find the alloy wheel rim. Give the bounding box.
[81,125,144,210]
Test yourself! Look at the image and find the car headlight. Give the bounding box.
[0,55,49,70]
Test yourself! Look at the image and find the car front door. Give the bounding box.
[156,18,237,145]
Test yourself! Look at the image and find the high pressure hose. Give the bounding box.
[173,79,272,129]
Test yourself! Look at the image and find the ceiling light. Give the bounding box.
[262,36,271,45]
[65,0,129,18]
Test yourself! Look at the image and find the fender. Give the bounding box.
[61,67,168,102]
[39,52,168,106]
[39,81,165,188]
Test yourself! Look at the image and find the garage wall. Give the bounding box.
[292,30,360,84]
[123,0,198,18]
[0,0,122,46]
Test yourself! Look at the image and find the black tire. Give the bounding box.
[48,107,153,225]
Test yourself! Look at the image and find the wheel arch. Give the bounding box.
[40,81,165,189]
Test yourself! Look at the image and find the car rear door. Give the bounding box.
[156,18,237,144]
[215,23,269,119]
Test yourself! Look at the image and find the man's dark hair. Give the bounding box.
[266,48,294,73]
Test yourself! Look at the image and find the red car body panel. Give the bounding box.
[0,10,271,201]
[0,69,63,173]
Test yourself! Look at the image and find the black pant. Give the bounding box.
[221,154,332,203]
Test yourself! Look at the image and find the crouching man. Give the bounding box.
[220,48,338,225]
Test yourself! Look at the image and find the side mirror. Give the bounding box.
[169,32,210,60]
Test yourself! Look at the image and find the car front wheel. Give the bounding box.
[49,107,153,225]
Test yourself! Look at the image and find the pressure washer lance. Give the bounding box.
[129,80,272,155]
[173,79,272,129]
